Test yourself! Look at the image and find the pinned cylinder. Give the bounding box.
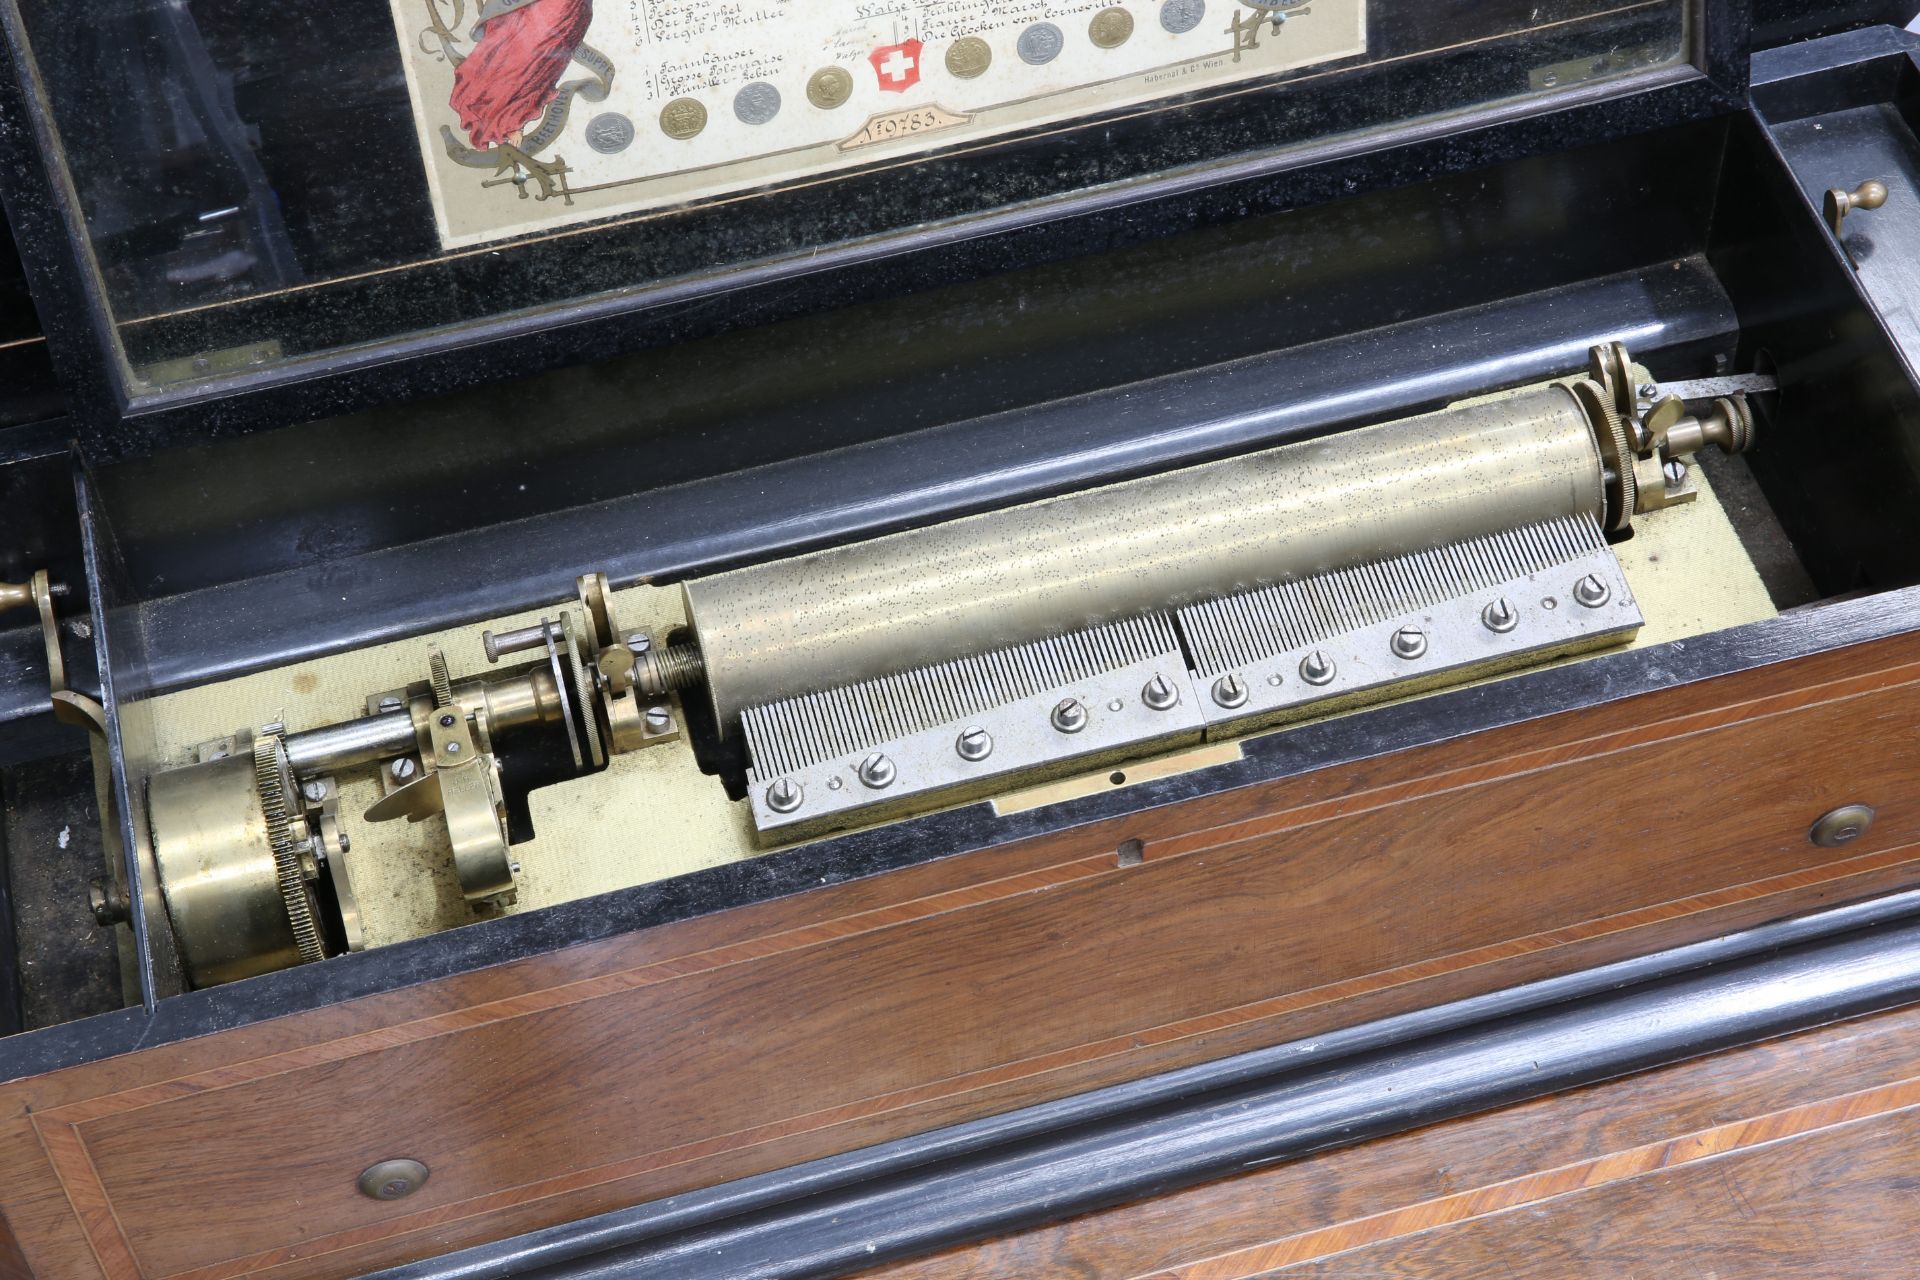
[684,384,1606,732]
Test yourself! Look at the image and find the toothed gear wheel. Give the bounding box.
[1600,402,1637,530]
[253,733,325,965]
[1571,378,1637,534]
[429,648,455,709]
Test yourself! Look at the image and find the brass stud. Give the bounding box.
[1810,804,1875,849]
[358,1158,429,1201]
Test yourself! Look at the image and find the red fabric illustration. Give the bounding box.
[451,0,594,149]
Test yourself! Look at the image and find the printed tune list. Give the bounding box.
[393,0,1366,248]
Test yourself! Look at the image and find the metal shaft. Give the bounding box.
[684,385,1604,731]
[483,621,557,664]
[284,711,417,775]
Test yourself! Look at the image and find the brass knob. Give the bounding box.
[1825,179,1889,239]
[1844,179,1890,213]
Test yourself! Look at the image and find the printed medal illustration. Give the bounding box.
[392,0,1369,247]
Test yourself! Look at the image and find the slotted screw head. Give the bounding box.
[1574,573,1612,608]
[1300,650,1336,686]
[765,778,804,813]
[858,752,897,789]
[644,705,673,731]
[626,632,652,653]
[956,726,993,761]
[1211,673,1249,709]
[1391,626,1428,660]
[1482,597,1518,634]
[1050,698,1089,734]
[301,780,327,804]
[1141,674,1179,711]
[390,756,417,781]
[1663,458,1688,488]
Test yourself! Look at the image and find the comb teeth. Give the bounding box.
[1177,514,1607,677]
[744,614,1181,780]
[744,513,1613,785]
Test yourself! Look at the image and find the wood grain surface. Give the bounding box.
[860,990,1920,1279]
[3,633,1920,1278]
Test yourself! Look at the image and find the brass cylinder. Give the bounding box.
[467,668,562,736]
[684,385,1605,730]
[148,752,307,987]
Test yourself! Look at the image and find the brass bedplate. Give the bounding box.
[15,343,1767,989]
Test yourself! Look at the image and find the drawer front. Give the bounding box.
[8,644,1920,1278]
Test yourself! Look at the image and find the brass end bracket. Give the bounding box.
[0,569,106,735]
[1575,342,1764,534]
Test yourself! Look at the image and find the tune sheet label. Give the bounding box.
[392,1,1367,249]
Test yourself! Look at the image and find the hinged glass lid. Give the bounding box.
[8,0,1699,408]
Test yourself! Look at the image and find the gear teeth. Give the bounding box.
[429,648,455,710]
[1572,377,1637,534]
[1599,400,1636,531]
[1714,396,1757,454]
[254,733,325,965]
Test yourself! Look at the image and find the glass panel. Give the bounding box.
[12,0,1691,396]
[0,208,57,428]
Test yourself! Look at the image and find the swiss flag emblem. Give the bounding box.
[870,39,923,93]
